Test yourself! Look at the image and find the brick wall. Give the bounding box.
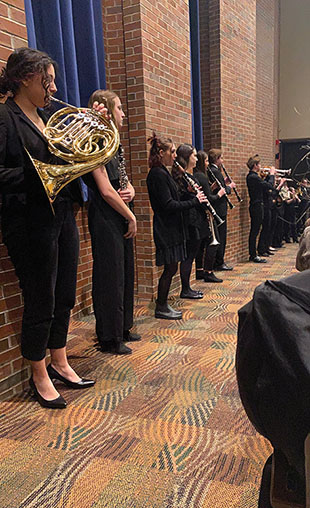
[199,0,279,263]
[0,1,94,399]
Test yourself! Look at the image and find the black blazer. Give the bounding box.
[207,163,231,217]
[246,170,274,207]
[146,165,199,251]
[0,98,81,209]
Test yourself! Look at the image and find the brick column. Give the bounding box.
[199,0,279,263]
[103,0,193,301]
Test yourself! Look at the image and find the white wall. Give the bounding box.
[279,0,310,139]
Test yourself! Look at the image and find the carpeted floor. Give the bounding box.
[0,244,298,508]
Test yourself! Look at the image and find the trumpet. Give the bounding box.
[261,167,292,176]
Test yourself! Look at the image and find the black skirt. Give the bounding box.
[156,242,187,266]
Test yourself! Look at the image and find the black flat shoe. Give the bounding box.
[29,377,67,409]
[123,330,141,342]
[196,270,205,280]
[155,303,182,320]
[249,256,267,263]
[214,263,233,271]
[47,364,95,389]
[204,272,223,283]
[115,342,132,354]
[98,341,132,355]
[180,289,203,299]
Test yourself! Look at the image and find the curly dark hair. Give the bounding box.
[0,47,56,99]
[148,132,173,168]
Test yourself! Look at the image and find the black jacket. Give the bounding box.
[146,165,199,251]
[246,170,274,207]
[207,163,231,216]
[0,98,81,210]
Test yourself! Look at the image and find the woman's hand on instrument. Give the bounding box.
[124,216,137,239]
[228,180,236,189]
[91,101,110,120]
[196,190,208,203]
[217,188,226,198]
[118,184,135,202]
[211,181,219,192]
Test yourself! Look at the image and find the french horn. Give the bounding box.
[25,96,120,211]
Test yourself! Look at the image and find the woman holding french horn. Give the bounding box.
[85,89,139,355]
[0,47,95,409]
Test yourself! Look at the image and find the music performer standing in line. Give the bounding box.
[86,89,139,355]
[207,149,236,271]
[193,150,224,283]
[246,155,275,263]
[146,134,207,320]
[0,47,95,409]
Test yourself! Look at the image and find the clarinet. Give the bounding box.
[179,167,224,227]
[118,145,129,190]
[222,165,243,203]
[207,166,235,210]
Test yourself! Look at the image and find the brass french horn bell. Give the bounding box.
[25,96,120,210]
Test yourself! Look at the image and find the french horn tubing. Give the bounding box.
[25,96,120,211]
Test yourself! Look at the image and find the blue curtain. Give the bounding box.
[24,0,106,107]
[189,0,203,151]
[24,0,107,201]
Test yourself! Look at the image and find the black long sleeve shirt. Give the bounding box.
[246,170,275,206]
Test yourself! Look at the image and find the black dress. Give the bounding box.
[0,98,81,361]
[85,148,134,345]
[146,165,200,266]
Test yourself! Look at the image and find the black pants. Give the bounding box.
[249,202,263,258]
[88,203,134,345]
[284,203,297,242]
[297,199,310,233]
[268,208,277,248]
[273,205,284,247]
[258,206,271,255]
[215,214,227,266]
[2,199,79,361]
[195,230,218,272]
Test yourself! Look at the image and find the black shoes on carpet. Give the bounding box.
[97,330,141,355]
[155,302,182,320]
[29,376,67,409]
[203,272,223,283]
[98,341,132,355]
[29,365,96,409]
[47,364,95,389]
[180,288,203,299]
[214,263,233,271]
[196,270,223,283]
[249,255,267,263]
[123,330,141,342]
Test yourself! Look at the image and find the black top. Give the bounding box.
[84,146,127,223]
[237,270,310,475]
[146,165,199,251]
[176,172,210,240]
[246,170,275,206]
[207,163,231,216]
[0,98,81,209]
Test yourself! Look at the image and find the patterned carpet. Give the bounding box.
[0,244,298,508]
